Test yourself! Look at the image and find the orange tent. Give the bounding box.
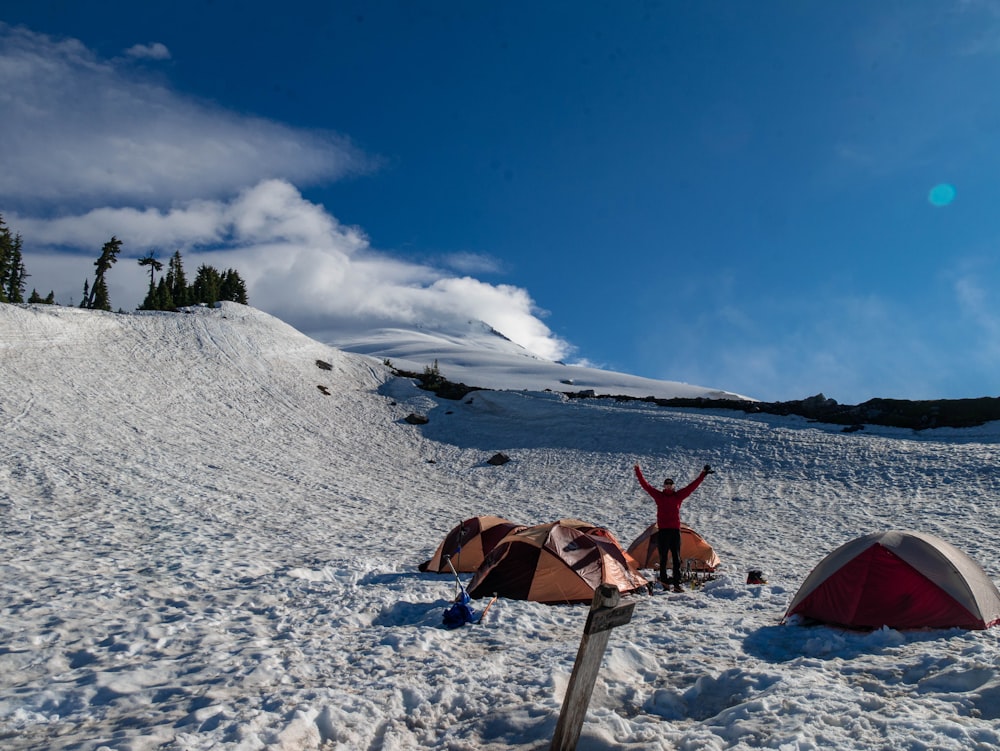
[419,515,526,573]
[466,519,649,604]
[627,522,721,573]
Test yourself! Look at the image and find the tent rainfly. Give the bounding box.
[784,530,1000,630]
[466,519,649,604]
[627,522,721,573]
[419,515,526,573]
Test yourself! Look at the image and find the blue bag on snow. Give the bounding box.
[442,591,477,628]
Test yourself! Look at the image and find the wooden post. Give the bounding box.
[550,584,635,751]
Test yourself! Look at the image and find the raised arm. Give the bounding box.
[634,464,656,495]
[677,465,713,497]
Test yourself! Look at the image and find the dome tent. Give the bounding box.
[419,515,526,574]
[784,530,1000,630]
[627,522,721,574]
[466,519,649,604]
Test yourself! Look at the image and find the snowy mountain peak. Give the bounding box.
[321,318,749,400]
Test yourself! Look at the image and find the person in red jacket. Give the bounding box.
[634,463,714,591]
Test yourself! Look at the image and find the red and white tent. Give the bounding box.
[784,530,1000,630]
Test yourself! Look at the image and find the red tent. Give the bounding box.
[784,530,1000,630]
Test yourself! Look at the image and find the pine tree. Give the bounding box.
[80,280,90,308]
[165,251,190,307]
[5,238,27,303]
[0,214,18,304]
[153,277,174,310]
[43,291,55,305]
[28,289,43,303]
[85,236,123,310]
[137,251,164,309]
[191,264,222,305]
[220,268,248,304]
[91,276,111,311]
[422,359,445,390]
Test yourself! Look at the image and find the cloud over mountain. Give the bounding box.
[2,23,570,362]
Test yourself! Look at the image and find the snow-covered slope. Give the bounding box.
[3,302,1000,751]
[324,320,750,400]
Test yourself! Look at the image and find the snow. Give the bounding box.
[3,301,1000,750]
[323,321,751,401]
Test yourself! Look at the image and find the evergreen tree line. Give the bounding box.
[0,214,248,311]
[0,215,33,303]
[136,249,248,311]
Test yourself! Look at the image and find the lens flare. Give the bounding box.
[928,183,956,207]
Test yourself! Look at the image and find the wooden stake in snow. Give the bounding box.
[550,584,635,751]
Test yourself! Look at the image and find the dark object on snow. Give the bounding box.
[441,556,479,628]
[315,359,333,370]
[405,413,429,425]
[443,591,478,628]
[747,570,767,585]
[317,385,331,395]
[486,452,511,466]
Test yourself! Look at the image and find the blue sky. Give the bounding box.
[3,1,1000,403]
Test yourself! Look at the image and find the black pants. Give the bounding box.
[656,528,682,586]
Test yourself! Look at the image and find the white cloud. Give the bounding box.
[0,23,374,210]
[423,277,566,361]
[4,23,570,364]
[441,252,505,275]
[17,180,572,362]
[14,202,228,250]
[124,42,171,61]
